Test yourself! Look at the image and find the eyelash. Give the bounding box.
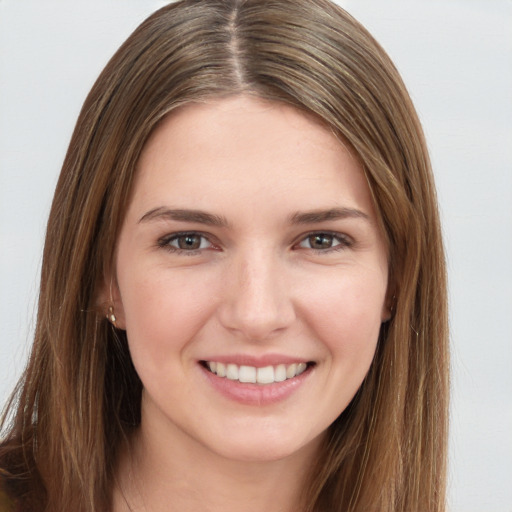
[157,231,353,254]
[295,231,353,252]
[157,232,216,254]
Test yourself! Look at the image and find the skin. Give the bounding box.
[109,95,390,512]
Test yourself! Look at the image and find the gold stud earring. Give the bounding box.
[107,306,117,326]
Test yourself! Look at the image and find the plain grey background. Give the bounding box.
[1,1,511,511]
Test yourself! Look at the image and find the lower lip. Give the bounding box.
[200,364,313,406]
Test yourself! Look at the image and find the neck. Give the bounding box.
[113,413,322,512]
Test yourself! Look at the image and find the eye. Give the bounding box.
[158,232,213,252]
[297,232,352,251]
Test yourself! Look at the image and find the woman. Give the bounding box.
[0,0,449,511]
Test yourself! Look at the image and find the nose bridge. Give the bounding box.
[218,245,295,340]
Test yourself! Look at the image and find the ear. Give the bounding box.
[380,272,396,323]
[381,288,396,323]
[96,274,127,330]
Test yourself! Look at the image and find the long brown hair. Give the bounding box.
[0,1,448,510]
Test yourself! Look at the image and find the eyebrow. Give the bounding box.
[139,207,229,227]
[139,206,369,227]
[289,207,370,224]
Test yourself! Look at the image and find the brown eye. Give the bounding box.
[297,232,350,251]
[177,234,202,250]
[308,234,334,249]
[160,233,212,251]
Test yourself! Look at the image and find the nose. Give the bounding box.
[217,249,296,342]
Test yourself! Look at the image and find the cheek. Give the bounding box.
[299,268,386,360]
[285,267,387,429]
[118,267,218,369]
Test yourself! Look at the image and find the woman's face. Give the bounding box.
[112,96,389,462]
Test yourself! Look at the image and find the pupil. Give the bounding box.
[311,234,332,249]
[179,235,200,250]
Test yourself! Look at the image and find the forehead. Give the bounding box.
[130,95,374,221]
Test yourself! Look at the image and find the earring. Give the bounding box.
[107,306,117,326]
[390,294,396,314]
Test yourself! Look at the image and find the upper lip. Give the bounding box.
[199,354,312,368]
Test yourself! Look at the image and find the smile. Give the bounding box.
[204,361,309,385]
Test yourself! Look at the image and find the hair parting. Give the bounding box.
[0,1,448,511]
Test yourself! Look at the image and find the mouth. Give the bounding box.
[201,361,314,385]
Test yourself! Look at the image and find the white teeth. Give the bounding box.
[286,363,297,379]
[274,364,287,382]
[256,365,274,384]
[296,362,307,375]
[216,362,226,377]
[239,365,256,383]
[205,361,310,384]
[226,364,238,380]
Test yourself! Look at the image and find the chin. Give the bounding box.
[202,426,325,464]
